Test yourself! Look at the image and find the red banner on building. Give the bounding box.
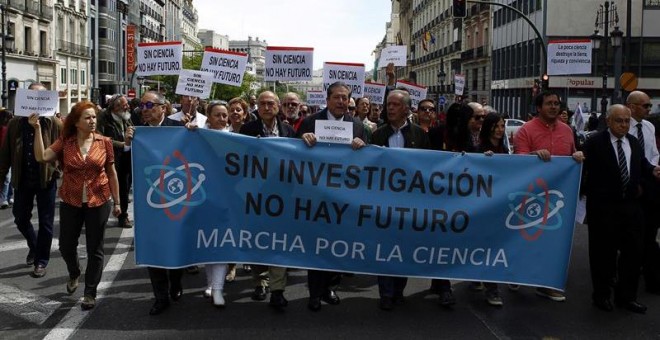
[127,25,136,73]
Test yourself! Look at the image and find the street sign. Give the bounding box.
[620,72,638,92]
[438,96,446,106]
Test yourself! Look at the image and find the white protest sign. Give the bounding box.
[200,47,248,87]
[547,39,592,76]
[323,62,365,99]
[454,74,465,96]
[175,69,214,99]
[378,45,407,68]
[14,89,59,117]
[395,80,427,109]
[363,82,387,105]
[265,46,313,82]
[314,120,353,145]
[136,41,183,76]
[307,91,326,106]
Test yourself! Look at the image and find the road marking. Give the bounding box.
[0,239,60,253]
[43,227,134,340]
[0,283,62,325]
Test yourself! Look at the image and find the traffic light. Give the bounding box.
[453,0,467,18]
[541,74,549,90]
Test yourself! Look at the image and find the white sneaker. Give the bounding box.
[212,289,225,307]
[0,201,8,209]
[203,286,212,298]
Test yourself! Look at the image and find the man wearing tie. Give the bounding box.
[626,91,660,294]
[297,81,366,312]
[583,104,660,314]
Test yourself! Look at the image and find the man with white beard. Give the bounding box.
[281,92,304,132]
[97,94,135,228]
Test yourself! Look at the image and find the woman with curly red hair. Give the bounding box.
[29,100,120,311]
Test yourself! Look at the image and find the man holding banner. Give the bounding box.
[371,89,429,311]
[129,91,187,316]
[239,91,296,309]
[513,91,584,302]
[297,81,366,311]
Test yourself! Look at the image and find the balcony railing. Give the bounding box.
[57,39,90,57]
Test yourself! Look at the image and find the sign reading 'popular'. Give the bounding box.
[136,41,183,76]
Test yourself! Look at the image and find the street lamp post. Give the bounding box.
[1,4,15,108]
[437,60,446,111]
[590,1,622,131]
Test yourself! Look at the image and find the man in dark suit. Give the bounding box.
[239,90,295,310]
[296,81,366,311]
[97,94,134,228]
[371,90,429,310]
[583,104,660,314]
[126,91,190,316]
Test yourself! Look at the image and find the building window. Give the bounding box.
[70,69,77,85]
[108,62,116,75]
[81,70,86,86]
[24,26,32,54]
[40,31,47,57]
[99,61,108,73]
[60,68,67,85]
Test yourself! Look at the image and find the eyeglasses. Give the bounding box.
[282,102,299,108]
[474,115,485,120]
[636,103,653,109]
[139,101,162,110]
[419,107,435,112]
[348,106,356,111]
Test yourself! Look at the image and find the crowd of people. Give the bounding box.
[1,75,659,317]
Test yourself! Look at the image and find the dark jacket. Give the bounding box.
[296,108,365,140]
[0,116,62,189]
[583,130,655,203]
[239,117,295,138]
[143,117,185,127]
[371,122,430,149]
[97,109,134,166]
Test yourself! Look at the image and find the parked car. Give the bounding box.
[505,119,525,140]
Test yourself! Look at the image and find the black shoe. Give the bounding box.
[185,266,199,275]
[379,297,394,311]
[438,291,456,307]
[251,286,268,301]
[269,290,288,309]
[307,297,322,311]
[321,290,340,305]
[26,251,35,267]
[149,300,170,316]
[32,265,47,278]
[118,218,133,229]
[169,284,183,301]
[616,300,647,314]
[592,298,613,312]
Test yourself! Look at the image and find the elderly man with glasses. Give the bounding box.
[626,90,660,295]
[126,91,195,316]
[280,92,304,132]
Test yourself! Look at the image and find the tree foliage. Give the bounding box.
[144,52,258,104]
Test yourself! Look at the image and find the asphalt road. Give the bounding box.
[2,199,660,339]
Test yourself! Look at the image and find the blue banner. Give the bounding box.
[132,127,582,290]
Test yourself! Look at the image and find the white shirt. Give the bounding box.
[327,111,345,122]
[388,121,408,148]
[628,118,659,165]
[610,132,631,175]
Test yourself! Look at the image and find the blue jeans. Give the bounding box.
[12,179,57,267]
[0,171,12,203]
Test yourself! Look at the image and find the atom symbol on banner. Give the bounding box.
[144,150,207,221]
[505,178,565,241]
